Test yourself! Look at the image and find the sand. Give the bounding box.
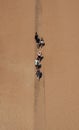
[0,0,79,130]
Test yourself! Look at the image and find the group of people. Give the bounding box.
[34,32,45,80]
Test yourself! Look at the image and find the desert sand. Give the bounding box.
[0,0,79,130]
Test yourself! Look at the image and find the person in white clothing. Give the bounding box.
[40,38,45,48]
[37,51,44,61]
[34,59,41,69]
[35,59,39,66]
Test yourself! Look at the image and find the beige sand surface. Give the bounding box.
[43,0,79,130]
[0,0,79,130]
[0,0,34,129]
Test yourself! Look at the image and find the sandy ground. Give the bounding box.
[0,0,79,130]
[0,0,34,129]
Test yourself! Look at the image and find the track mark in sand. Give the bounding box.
[35,0,42,33]
[34,78,46,130]
[34,0,46,130]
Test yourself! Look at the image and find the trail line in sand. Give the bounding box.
[34,0,46,130]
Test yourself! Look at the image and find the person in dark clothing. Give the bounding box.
[36,64,41,69]
[36,70,42,80]
[36,37,40,43]
[35,32,38,41]
[35,32,41,48]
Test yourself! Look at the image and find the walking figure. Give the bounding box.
[35,32,41,48]
[40,38,45,48]
[36,70,42,80]
[37,51,44,62]
[34,59,41,69]
[35,32,38,41]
